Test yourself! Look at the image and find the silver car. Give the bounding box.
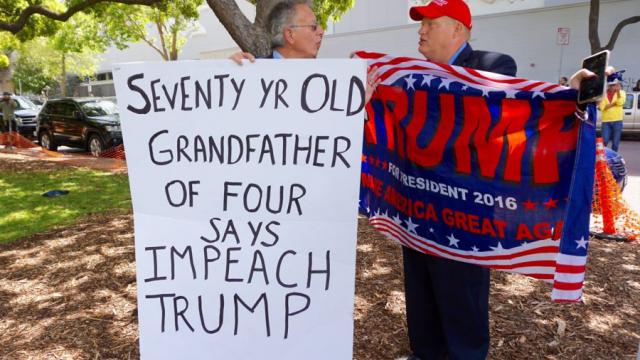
[597,91,640,134]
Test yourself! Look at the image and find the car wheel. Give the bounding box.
[39,131,58,151]
[88,134,105,157]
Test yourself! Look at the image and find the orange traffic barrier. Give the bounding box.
[591,138,640,241]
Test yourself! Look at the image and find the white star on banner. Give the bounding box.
[429,228,434,232]
[471,246,480,252]
[392,214,403,225]
[404,217,419,234]
[438,77,455,90]
[404,75,417,91]
[490,241,505,252]
[461,85,469,92]
[532,91,546,99]
[374,208,381,216]
[382,209,388,218]
[575,236,588,249]
[481,88,492,97]
[366,206,370,214]
[503,89,519,99]
[447,233,460,248]
[421,74,434,87]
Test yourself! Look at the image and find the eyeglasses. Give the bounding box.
[289,23,320,32]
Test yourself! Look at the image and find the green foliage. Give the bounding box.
[0,167,131,244]
[0,0,64,41]
[50,13,108,54]
[12,15,103,95]
[95,0,204,60]
[245,0,354,27]
[312,0,355,27]
[0,32,20,52]
[0,54,8,69]
[12,38,60,93]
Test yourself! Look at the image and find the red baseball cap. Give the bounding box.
[410,0,472,30]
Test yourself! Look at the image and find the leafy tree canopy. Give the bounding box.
[98,0,204,60]
[12,13,103,94]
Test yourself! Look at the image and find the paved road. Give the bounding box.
[618,140,640,213]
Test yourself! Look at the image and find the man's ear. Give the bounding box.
[454,21,465,38]
[284,28,295,45]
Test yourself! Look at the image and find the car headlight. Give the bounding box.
[14,117,23,125]
[105,125,121,132]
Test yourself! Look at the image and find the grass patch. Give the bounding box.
[0,166,131,243]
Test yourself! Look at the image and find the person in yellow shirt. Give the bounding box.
[598,74,626,152]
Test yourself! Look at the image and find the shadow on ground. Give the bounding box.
[0,213,638,359]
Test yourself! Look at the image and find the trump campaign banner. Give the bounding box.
[113,59,366,359]
[355,51,596,302]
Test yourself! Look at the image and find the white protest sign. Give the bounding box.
[112,59,366,360]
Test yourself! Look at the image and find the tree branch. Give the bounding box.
[123,11,149,40]
[254,0,280,29]
[140,32,167,60]
[603,15,640,51]
[206,0,271,57]
[0,0,164,34]
[155,16,169,60]
[588,0,601,53]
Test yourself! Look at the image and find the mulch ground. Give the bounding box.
[0,147,127,173]
[0,155,639,359]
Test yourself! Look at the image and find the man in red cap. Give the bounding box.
[402,1,517,359]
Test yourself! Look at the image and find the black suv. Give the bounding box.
[0,95,39,139]
[36,98,122,156]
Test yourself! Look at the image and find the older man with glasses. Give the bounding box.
[231,0,324,62]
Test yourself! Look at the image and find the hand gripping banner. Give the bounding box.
[355,51,596,302]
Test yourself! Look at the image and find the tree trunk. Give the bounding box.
[588,0,601,53]
[589,0,640,53]
[60,53,67,97]
[206,0,282,57]
[170,27,178,60]
[156,17,170,61]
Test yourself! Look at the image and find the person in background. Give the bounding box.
[598,72,626,152]
[633,79,640,92]
[0,92,16,133]
[559,76,568,86]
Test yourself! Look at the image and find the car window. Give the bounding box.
[624,94,633,109]
[40,103,50,114]
[13,96,37,110]
[58,102,78,117]
[80,100,118,116]
[41,102,57,114]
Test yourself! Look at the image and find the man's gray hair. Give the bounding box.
[267,0,312,49]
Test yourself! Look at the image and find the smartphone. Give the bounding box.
[577,50,610,104]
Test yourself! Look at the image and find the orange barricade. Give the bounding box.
[99,144,126,160]
[591,138,640,241]
[0,132,37,149]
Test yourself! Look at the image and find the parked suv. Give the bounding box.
[0,95,39,139]
[36,98,121,156]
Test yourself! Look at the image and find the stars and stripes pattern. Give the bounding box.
[358,51,572,97]
[355,51,596,302]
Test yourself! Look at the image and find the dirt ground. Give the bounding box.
[0,154,639,359]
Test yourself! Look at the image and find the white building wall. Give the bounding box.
[96,0,639,89]
[469,0,640,83]
[320,0,639,86]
